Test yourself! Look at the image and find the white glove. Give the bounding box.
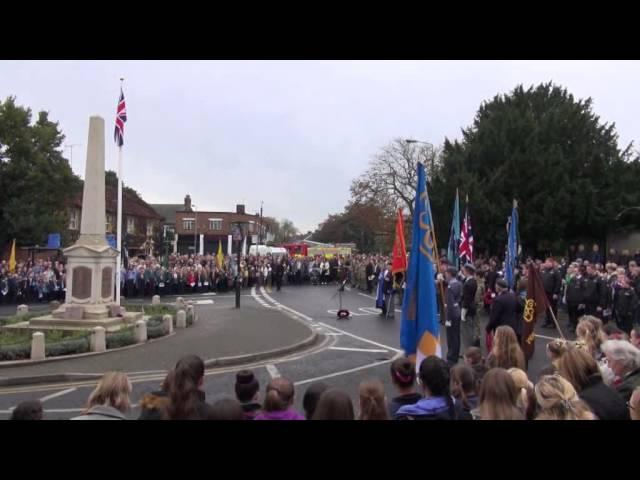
[445,320,452,327]
[437,273,444,282]
[461,308,467,322]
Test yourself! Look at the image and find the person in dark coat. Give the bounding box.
[602,339,640,402]
[612,274,639,335]
[234,370,262,420]
[558,346,629,420]
[444,266,463,366]
[565,263,585,332]
[541,258,562,328]
[583,264,606,319]
[486,279,518,336]
[461,263,479,351]
[589,244,604,266]
[365,260,374,293]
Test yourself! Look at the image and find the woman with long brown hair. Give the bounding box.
[486,326,526,371]
[477,368,524,420]
[358,379,389,420]
[534,375,596,420]
[164,355,212,420]
[450,365,479,420]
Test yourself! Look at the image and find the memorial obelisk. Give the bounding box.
[30,116,140,329]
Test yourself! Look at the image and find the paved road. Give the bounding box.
[0,284,573,420]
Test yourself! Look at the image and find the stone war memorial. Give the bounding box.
[13,115,141,332]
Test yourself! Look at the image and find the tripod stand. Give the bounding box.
[330,279,350,319]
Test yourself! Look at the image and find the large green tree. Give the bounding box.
[430,82,640,257]
[0,96,81,249]
[313,201,394,253]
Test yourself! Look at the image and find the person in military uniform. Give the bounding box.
[582,263,606,319]
[613,274,639,335]
[460,263,479,351]
[365,260,374,293]
[541,258,562,328]
[564,263,584,332]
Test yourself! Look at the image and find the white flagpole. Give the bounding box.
[115,78,124,306]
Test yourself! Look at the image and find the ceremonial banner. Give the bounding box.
[391,208,407,274]
[9,239,16,273]
[446,189,460,268]
[400,163,441,368]
[522,263,549,360]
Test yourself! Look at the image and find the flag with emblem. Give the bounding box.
[459,195,474,264]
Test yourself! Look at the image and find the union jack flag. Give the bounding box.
[114,87,127,147]
[459,203,474,263]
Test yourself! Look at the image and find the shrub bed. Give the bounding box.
[106,327,136,349]
[46,337,90,357]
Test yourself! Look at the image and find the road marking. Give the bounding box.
[260,287,315,322]
[265,364,281,378]
[318,322,402,353]
[195,299,214,305]
[294,352,402,387]
[358,293,377,300]
[251,286,274,309]
[324,332,343,336]
[39,387,77,403]
[328,347,389,353]
[0,404,141,415]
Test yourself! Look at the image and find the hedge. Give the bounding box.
[46,337,90,357]
[106,327,136,349]
[0,344,31,361]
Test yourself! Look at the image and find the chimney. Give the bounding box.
[236,204,245,215]
[184,194,192,212]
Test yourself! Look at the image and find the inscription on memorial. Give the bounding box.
[72,266,92,300]
[102,266,112,299]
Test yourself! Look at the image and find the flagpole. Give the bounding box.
[115,78,124,306]
[422,163,447,322]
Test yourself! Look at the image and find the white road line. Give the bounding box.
[261,287,315,322]
[195,299,214,305]
[294,352,402,387]
[358,293,377,300]
[328,347,389,353]
[318,322,402,353]
[39,387,77,403]
[265,364,281,378]
[0,404,141,415]
[324,332,344,336]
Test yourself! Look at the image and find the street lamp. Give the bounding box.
[192,203,197,256]
[615,206,640,220]
[404,138,435,174]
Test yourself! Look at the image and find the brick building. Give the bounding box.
[169,195,274,255]
[67,186,164,256]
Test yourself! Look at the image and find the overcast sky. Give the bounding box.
[1,60,639,233]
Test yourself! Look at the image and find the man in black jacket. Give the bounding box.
[564,263,584,332]
[541,258,562,328]
[486,279,518,336]
[365,260,374,293]
[460,264,479,351]
[583,263,606,318]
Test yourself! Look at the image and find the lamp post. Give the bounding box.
[192,203,197,256]
[404,138,435,175]
[615,206,640,220]
[231,221,248,308]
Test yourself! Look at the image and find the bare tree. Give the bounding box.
[350,138,440,216]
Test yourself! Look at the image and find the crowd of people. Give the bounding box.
[0,252,396,304]
[0,259,66,305]
[9,332,640,419]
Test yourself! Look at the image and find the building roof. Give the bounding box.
[71,186,163,221]
[150,204,184,225]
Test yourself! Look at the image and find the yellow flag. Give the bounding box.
[9,239,16,273]
[216,240,224,269]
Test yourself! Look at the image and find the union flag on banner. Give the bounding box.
[459,196,473,263]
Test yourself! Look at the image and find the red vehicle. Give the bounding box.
[282,243,308,257]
